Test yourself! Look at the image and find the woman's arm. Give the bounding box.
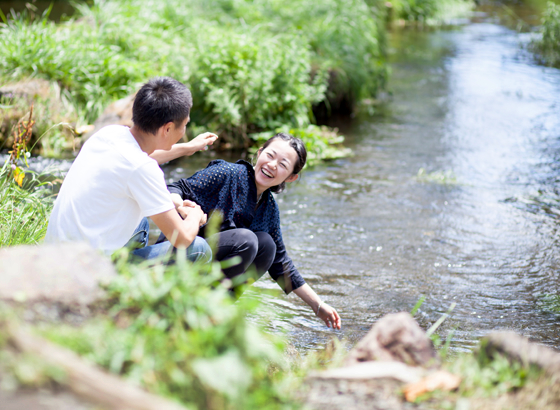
[150,132,218,165]
[293,284,341,329]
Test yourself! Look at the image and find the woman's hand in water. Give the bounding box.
[293,284,342,330]
[317,303,341,330]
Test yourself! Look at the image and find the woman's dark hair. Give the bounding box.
[260,132,307,194]
[132,77,192,135]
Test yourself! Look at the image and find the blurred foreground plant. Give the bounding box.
[38,251,297,409]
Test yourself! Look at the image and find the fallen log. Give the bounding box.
[482,331,560,375]
[2,320,187,410]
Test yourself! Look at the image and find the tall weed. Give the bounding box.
[0,161,54,247]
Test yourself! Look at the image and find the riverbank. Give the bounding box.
[0,0,473,157]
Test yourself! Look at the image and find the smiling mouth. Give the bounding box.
[261,168,274,178]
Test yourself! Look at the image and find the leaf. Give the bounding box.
[192,350,251,399]
[13,167,25,187]
[403,370,462,402]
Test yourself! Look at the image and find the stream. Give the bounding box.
[234,5,560,352]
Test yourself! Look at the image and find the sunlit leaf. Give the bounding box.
[13,167,25,187]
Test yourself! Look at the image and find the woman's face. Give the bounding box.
[254,139,299,191]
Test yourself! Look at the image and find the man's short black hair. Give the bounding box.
[132,77,192,135]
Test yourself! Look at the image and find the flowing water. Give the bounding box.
[8,2,560,353]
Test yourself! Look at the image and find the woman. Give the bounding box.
[162,133,341,329]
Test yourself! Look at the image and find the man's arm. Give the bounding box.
[150,132,218,165]
[150,204,205,249]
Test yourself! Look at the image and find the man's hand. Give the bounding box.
[177,201,207,226]
[191,132,218,152]
[150,132,219,164]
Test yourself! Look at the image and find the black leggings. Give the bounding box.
[210,229,276,282]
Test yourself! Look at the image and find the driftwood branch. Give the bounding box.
[3,321,187,410]
[483,331,560,375]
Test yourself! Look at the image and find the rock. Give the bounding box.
[304,378,407,410]
[0,389,98,410]
[345,312,438,367]
[83,93,135,141]
[0,79,77,150]
[482,331,560,375]
[0,79,53,101]
[1,322,189,410]
[0,242,117,306]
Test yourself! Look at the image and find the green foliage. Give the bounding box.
[232,0,389,104]
[446,350,542,398]
[0,0,388,154]
[537,293,560,312]
[531,2,560,67]
[416,168,458,185]
[0,14,150,123]
[0,161,55,247]
[39,253,297,409]
[190,28,326,147]
[410,295,426,316]
[386,0,473,25]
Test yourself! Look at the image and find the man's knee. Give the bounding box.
[187,236,212,263]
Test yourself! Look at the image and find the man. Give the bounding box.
[46,77,217,261]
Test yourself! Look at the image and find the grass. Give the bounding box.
[0,160,57,247]
[385,0,474,26]
[0,0,475,156]
[0,0,386,153]
[0,264,553,409]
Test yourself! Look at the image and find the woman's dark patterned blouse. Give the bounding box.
[167,159,305,294]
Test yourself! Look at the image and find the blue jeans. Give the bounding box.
[127,218,212,263]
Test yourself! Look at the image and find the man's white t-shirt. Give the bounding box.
[45,125,174,254]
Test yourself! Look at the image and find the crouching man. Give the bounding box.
[45,77,217,262]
